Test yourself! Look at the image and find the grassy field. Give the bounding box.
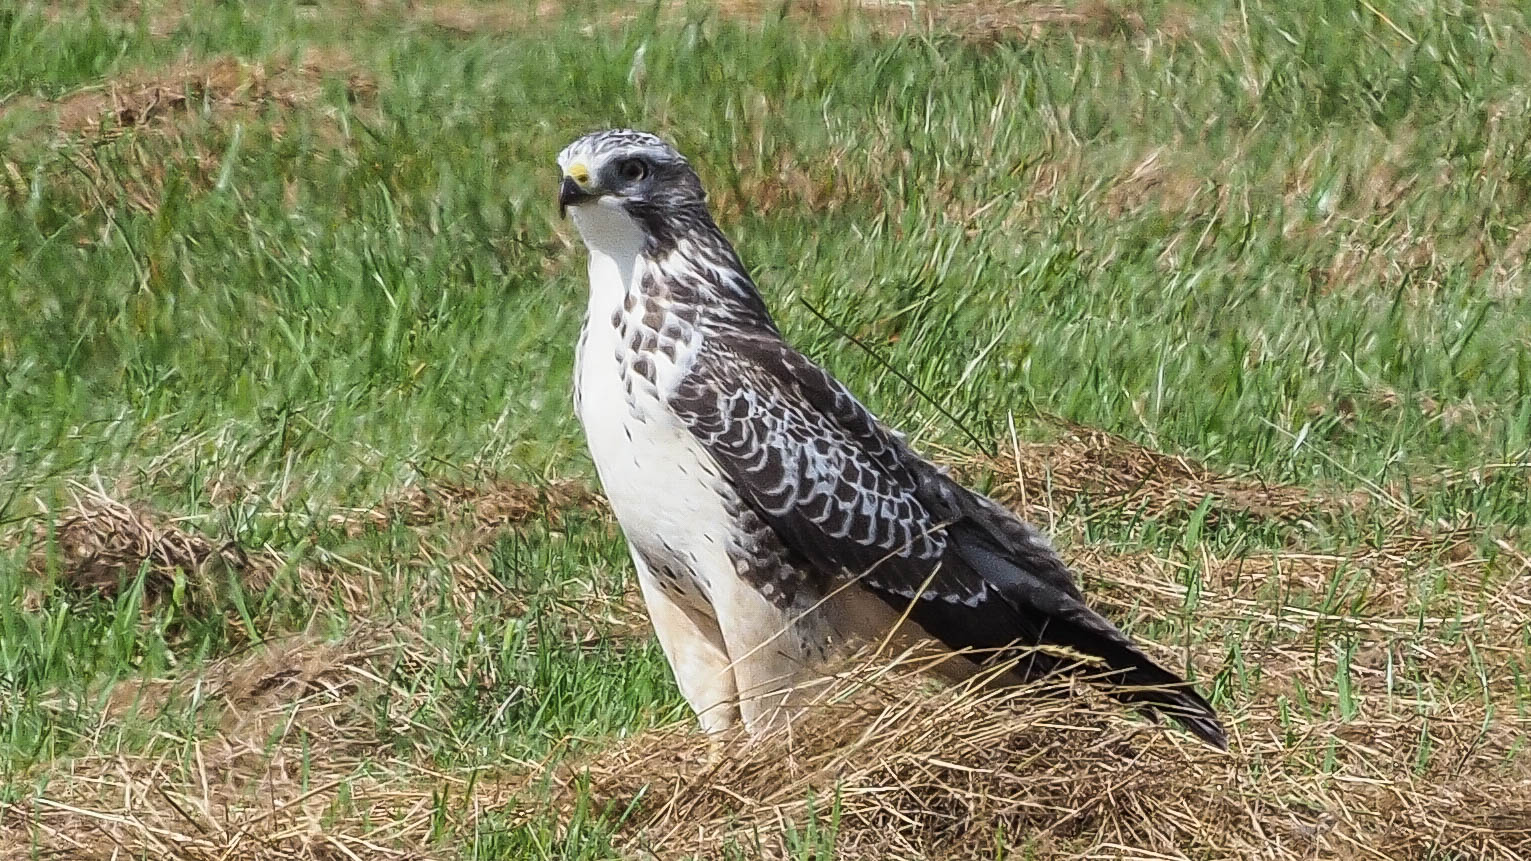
[2,0,1529,857]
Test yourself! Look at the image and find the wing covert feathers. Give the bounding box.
[672,333,1227,750]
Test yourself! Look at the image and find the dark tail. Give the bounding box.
[879,513,1229,750]
[960,529,1227,750]
[1052,616,1229,751]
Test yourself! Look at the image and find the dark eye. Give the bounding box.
[617,158,648,183]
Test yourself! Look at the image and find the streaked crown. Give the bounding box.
[557,129,680,176]
[557,129,710,242]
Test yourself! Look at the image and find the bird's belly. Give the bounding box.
[576,355,735,611]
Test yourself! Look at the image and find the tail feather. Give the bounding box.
[1040,598,1228,750]
[950,524,1228,750]
[860,474,1228,749]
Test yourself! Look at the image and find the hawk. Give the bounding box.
[556,129,1226,749]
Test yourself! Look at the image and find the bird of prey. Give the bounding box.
[556,128,1226,749]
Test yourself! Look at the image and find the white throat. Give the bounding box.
[569,199,647,312]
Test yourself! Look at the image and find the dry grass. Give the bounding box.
[708,141,894,220]
[1311,386,1498,436]
[328,476,599,542]
[35,0,194,38]
[705,0,1196,44]
[13,441,1526,859]
[22,476,607,624]
[20,419,1336,617]
[1101,148,1211,218]
[0,51,374,214]
[16,652,1529,860]
[333,0,1182,43]
[851,0,1174,43]
[3,52,373,139]
[12,457,1529,859]
[1,626,516,861]
[561,655,1530,859]
[25,481,272,608]
[12,531,1525,860]
[939,416,1354,527]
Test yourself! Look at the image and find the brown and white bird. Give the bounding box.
[556,129,1226,749]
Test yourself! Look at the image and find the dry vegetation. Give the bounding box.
[10,618,1525,859]
[945,417,1350,524]
[0,51,374,214]
[22,476,607,629]
[565,661,1530,859]
[12,427,1529,859]
[335,0,1170,42]
[20,424,1338,618]
[1,51,373,139]
[3,625,499,861]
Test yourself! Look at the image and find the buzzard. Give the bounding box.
[556,129,1226,749]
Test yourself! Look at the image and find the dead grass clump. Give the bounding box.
[332,476,599,540]
[563,666,1243,858]
[709,147,891,220]
[4,626,518,861]
[1313,385,1496,434]
[27,481,270,605]
[28,476,599,600]
[101,627,396,771]
[1103,147,1211,217]
[1,50,376,214]
[20,476,607,635]
[16,52,374,139]
[21,476,628,643]
[899,0,1156,43]
[560,658,1530,858]
[943,418,1345,527]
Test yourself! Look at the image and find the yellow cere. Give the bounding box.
[566,162,590,185]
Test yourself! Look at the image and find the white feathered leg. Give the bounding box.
[632,554,740,733]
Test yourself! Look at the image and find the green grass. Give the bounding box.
[2,0,1529,857]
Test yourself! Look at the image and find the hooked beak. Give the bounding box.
[559,175,598,218]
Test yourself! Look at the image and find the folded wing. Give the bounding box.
[670,333,1227,750]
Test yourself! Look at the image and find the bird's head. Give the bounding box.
[556,129,709,253]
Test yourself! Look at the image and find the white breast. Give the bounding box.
[572,222,735,613]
